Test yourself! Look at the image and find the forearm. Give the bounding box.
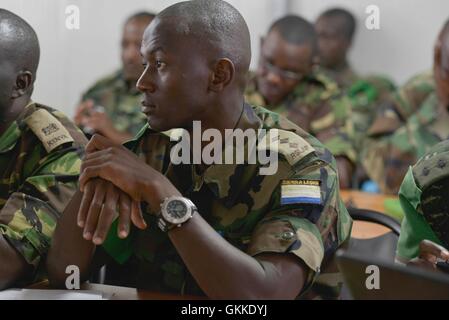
[47,191,96,288]
[168,213,305,299]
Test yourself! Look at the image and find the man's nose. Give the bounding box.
[265,70,282,85]
[136,71,156,93]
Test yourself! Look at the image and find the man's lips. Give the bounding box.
[141,102,156,114]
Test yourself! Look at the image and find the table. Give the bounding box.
[340,189,398,213]
[340,190,399,239]
[28,281,202,300]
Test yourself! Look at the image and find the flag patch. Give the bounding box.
[281,179,322,205]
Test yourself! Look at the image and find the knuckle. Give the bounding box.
[91,200,103,208]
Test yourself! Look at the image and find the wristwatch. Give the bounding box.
[157,196,197,232]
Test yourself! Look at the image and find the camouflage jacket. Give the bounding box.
[368,71,434,137]
[321,63,359,89]
[397,139,449,262]
[100,104,352,299]
[81,69,147,137]
[362,89,449,194]
[362,71,435,193]
[245,69,357,164]
[0,102,86,283]
[346,75,396,153]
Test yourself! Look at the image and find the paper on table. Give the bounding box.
[0,289,105,300]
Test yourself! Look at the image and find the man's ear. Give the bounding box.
[11,71,33,99]
[208,58,235,92]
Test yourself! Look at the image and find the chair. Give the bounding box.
[348,207,401,236]
[340,207,401,299]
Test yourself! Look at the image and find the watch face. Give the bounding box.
[168,200,187,217]
[165,199,190,224]
[161,197,195,226]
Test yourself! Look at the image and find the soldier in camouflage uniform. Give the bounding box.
[347,76,397,187]
[48,0,352,300]
[367,71,434,138]
[0,9,86,289]
[245,15,356,188]
[314,8,397,156]
[74,12,155,144]
[315,8,359,89]
[362,20,449,194]
[396,139,449,268]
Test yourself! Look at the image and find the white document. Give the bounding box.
[0,289,105,300]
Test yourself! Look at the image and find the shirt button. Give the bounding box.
[281,231,295,241]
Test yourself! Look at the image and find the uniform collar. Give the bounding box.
[191,104,263,207]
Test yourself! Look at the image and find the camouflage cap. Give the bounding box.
[412,141,449,248]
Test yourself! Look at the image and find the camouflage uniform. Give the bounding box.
[81,69,147,137]
[397,139,449,262]
[321,64,396,141]
[100,104,352,299]
[346,75,396,152]
[321,63,358,89]
[368,71,434,137]
[245,68,357,165]
[0,102,86,283]
[362,79,447,194]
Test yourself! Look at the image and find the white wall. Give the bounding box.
[1,0,286,117]
[1,0,448,118]
[292,0,449,85]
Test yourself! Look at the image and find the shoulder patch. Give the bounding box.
[25,109,74,153]
[281,179,322,205]
[257,129,315,166]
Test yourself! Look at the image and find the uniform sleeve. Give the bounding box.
[396,168,442,262]
[0,145,83,269]
[246,157,352,292]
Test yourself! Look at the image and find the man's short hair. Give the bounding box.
[268,15,318,56]
[319,8,356,41]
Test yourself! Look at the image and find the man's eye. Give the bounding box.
[156,60,165,69]
[142,62,148,67]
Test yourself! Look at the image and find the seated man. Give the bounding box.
[362,20,449,194]
[396,139,449,269]
[315,8,396,161]
[368,72,434,139]
[315,7,358,89]
[47,0,352,300]
[74,12,155,144]
[245,15,356,188]
[0,9,86,289]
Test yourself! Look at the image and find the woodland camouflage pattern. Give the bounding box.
[81,69,147,137]
[0,102,86,282]
[362,71,442,194]
[101,104,353,299]
[245,68,357,164]
[397,139,449,261]
[321,63,358,89]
